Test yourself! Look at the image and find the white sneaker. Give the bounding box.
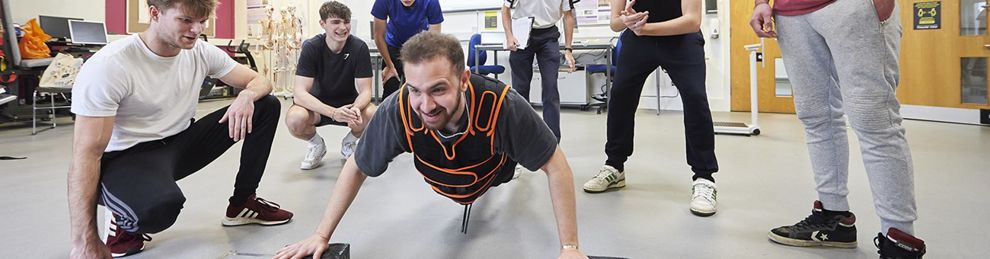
[300,137,326,170]
[582,165,625,193]
[340,132,359,158]
[690,178,717,217]
[512,165,525,180]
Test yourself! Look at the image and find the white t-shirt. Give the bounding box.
[504,0,574,29]
[71,35,238,152]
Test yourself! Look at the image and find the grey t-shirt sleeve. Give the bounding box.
[493,87,558,171]
[354,93,409,177]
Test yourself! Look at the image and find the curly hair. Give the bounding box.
[319,1,351,22]
[401,32,466,76]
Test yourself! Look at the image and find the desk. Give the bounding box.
[473,42,614,112]
[0,66,65,125]
[0,92,15,106]
[6,67,47,105]
[1,46,99,121]
[369,48,384,103]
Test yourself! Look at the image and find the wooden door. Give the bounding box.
[730,1,990,113]
[900,0,990,109]
[730,0,795,113]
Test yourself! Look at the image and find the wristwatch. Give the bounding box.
[562,244,579,250]
[564,47,573,52]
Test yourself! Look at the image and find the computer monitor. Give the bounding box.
[39,15,82,39]
[480,31,505,45]
[68,20,108,45]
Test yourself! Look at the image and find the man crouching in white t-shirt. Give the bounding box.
[68,1,293,258]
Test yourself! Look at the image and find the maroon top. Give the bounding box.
[772,0,835,16]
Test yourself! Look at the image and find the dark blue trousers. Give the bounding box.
[509,26,562,141]
[605,32,718,181]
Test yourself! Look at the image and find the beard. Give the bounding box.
[422,91,464,131]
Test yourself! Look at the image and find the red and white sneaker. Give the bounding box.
[104,210,151,257]
[222,195,294,226]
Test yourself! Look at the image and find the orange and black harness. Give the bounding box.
[398,76,512,233]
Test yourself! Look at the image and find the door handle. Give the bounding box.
[985,44,990,48]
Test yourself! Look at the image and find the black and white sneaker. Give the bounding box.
[768,200,857,248]
[582,165,625,193]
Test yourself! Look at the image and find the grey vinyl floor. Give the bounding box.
[1,98,988,258]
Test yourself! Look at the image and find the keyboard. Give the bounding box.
[20,57,54,68]
[575,38,611,45]
[0,93,16,106]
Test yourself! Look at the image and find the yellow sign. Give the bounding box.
[913,2,940,30]
[484,11,499,31]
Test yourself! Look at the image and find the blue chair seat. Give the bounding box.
[468,33,505,77]
[587,33,623,78]
[586,64,615,74]
[471,65,505,75]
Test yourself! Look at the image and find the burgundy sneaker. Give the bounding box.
[876,227,926,259]
[222,194,293,226]
[105,211,151,257]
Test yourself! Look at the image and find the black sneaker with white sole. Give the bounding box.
[768,200,857,248]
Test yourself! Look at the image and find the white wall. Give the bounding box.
[706,0,732,112]
[9,0,104,25]
[431,1,733,112]
[234,0,247,39]
[11,0,247,42]
[438,0,501,12]
[203,0,731,111]
[278,0,375,42]
[13,0,731,112]
[602,0,732,113]
[634,1,731,113]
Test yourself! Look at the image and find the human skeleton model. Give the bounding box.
[261,7,276,50]
[286,5,303,50]
[253,6,277,96]
[249,4,303,98]
[288,7,304,96]
[270,6,303,97]
[271,7,291,97]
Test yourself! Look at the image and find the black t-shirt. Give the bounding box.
[633,0,682,24]
[295,34,373,108]
[630,0,701,41]
[354,75,559,177]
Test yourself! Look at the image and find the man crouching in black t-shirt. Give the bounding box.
[286,1,376,170]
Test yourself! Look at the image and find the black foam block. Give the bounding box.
[302,243,350,259]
